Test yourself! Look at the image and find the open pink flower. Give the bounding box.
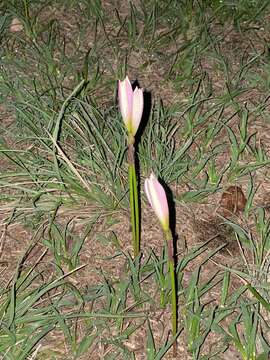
[144,173,169,231]
[118,76,143,136]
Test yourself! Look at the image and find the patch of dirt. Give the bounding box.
[1,2,270,359]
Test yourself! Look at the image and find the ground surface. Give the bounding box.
[0,1,270,359]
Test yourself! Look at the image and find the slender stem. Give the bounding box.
[127,139,140,257]
[128,163,136,255]
[132,164,140,255]
[23,0,30,20]
[165,229,177,356]
[168,259,177,336]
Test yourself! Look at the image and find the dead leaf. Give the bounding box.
[219,185,247,216]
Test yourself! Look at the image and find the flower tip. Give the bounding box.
[119,75,131,86]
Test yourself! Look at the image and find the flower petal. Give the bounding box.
[144,173,169,231]
[131,87,143,136]
[144,177,153,208]
[118,76,133,130]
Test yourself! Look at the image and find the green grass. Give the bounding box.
[0,0,270,359]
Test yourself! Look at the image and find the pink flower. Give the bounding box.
[118,76,143,136]
[144,173,169,231]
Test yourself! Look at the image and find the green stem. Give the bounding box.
[168,259,177,337]
[165,229,177,354]
[128,163,136,255]
[132,164,140,255]
[23,0,30,20]
[127,139,140,257]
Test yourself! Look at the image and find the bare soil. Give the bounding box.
[1,2,270,359]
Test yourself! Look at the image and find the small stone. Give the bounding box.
[10,18,23,33]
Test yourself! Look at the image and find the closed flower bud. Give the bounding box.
[118,76,143,137]
[145,173,169,231]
